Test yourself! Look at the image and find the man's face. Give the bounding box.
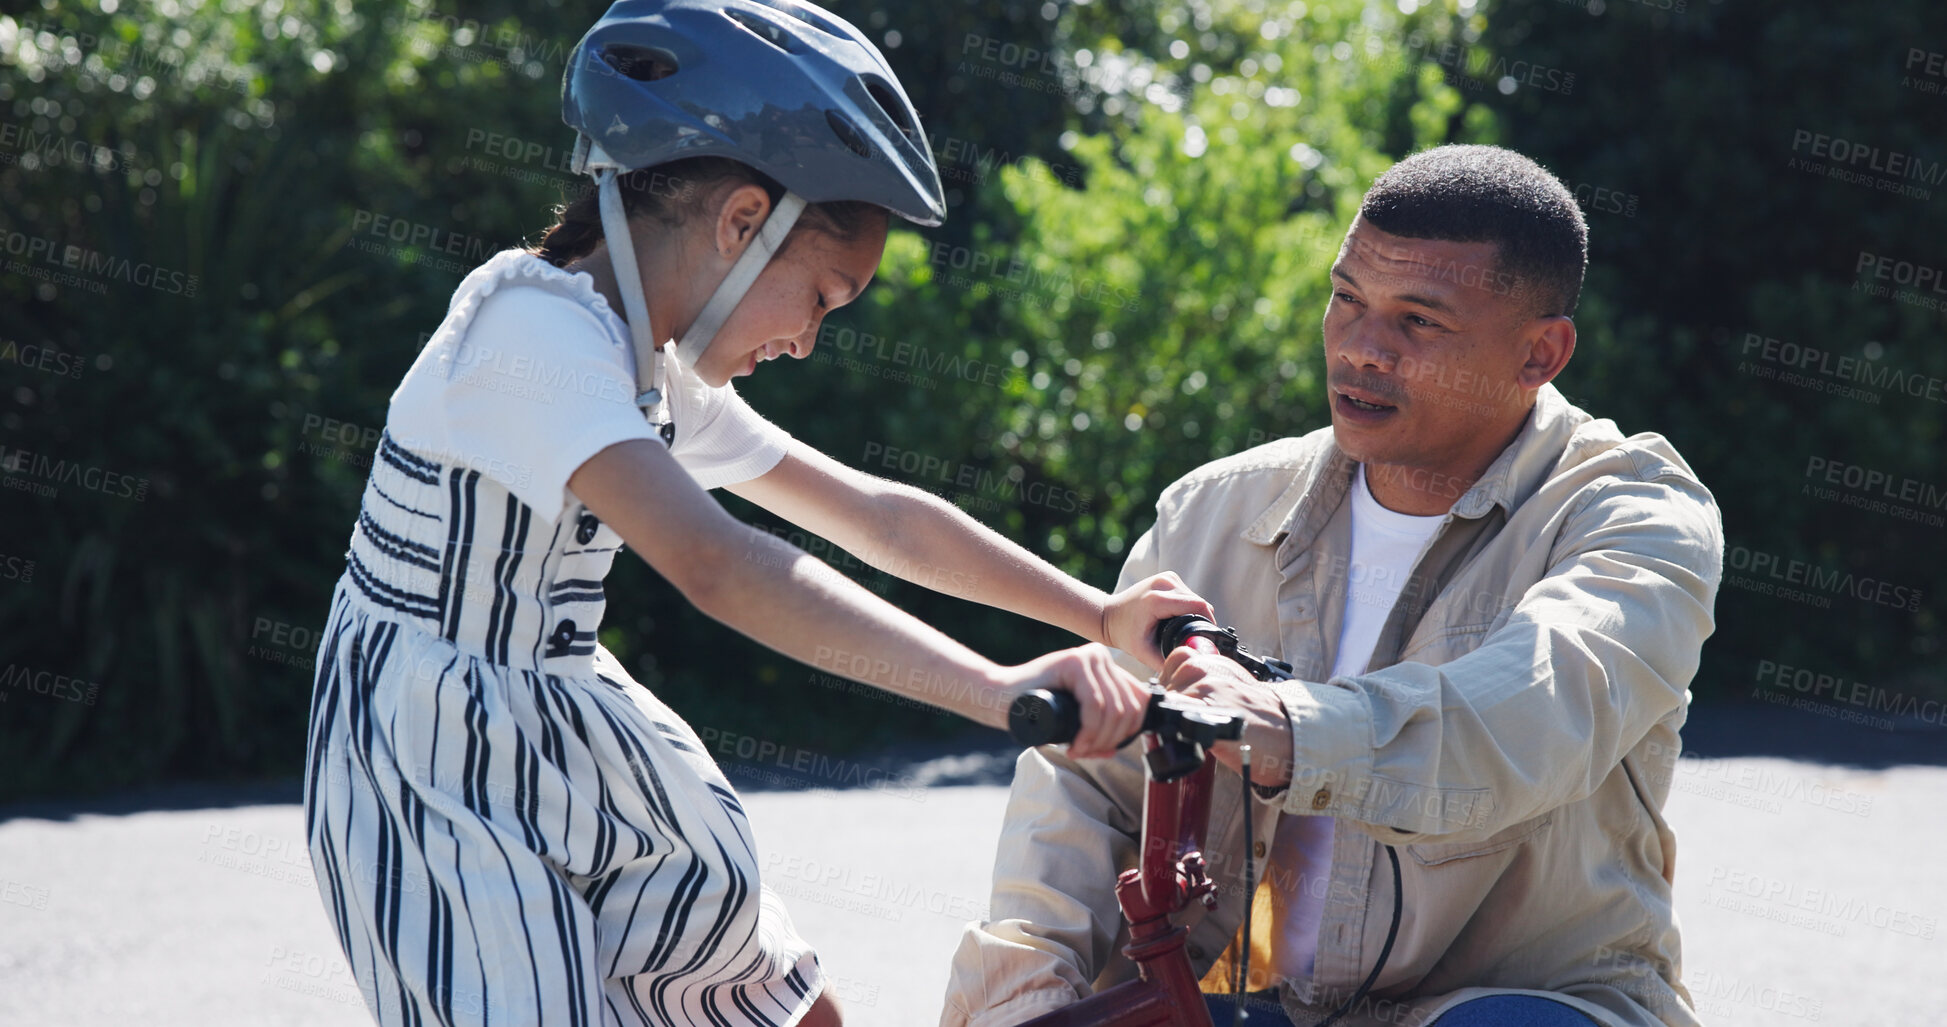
[1320,216,1548,480]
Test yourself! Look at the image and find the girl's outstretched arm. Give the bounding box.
[728,441,1212,669]
[569,437,1146,758]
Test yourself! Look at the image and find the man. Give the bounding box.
[941,145,1722,1027]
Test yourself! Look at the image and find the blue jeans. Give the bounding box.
[1203,991,1601,1026]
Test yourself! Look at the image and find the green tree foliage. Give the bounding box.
[1466,0,1946,700]
[709,0,1480,748]
[1,0,418,798]
[2,0,1936,802]
[0,0,1135,799]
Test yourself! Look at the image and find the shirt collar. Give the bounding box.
[1242,383,1590,547]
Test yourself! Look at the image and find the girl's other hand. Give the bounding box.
[998,644,1150,759]
[1102,572,1216,670]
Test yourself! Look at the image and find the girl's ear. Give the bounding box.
[714,183,773,259]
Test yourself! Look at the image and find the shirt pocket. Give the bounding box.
[1406,811,1553,867]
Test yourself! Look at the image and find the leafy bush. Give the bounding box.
[1467,0,1946,701]
[3,0,1936,802]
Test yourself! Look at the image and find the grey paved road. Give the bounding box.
[1,756,1941,1026]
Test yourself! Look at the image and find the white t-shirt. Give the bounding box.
[1271,463,1445,979]
[386,250,793,520]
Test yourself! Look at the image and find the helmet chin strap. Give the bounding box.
[674,190,806,368]
[577,138,805,433]
[594,167,667,423]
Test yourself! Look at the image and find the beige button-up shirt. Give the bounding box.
[942,385,1723,1027]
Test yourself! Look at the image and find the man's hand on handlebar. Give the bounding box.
[996,644,1151,759]
[1102,572,1216,670]
[1158,648,1295,787]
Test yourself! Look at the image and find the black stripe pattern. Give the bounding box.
[305,433,824,1025]
[340,432,623,673]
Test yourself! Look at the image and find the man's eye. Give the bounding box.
[1407,314,1439,328]
[1333,291,1357,304]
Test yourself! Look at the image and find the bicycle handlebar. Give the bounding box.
[1150,614,1297,682]
[1006,615,1279,749]
[1005,685,1245,749]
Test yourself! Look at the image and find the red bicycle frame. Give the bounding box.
[1013,634,1235,1027]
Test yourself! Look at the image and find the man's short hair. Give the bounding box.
[1358,144,1588,317]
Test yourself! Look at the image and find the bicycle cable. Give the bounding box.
[1230,766,1400,1027]
[1312,844,1402,1027]
[1234,745,1252,1026]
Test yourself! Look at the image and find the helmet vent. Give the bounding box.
[600,44,678,81]
[861,76,914,137]
[725,10,798,53]
[824,110,872,159]
[745,0,849,41]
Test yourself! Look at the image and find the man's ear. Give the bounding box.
[1516,315,1576,389]
[713,183,773,259]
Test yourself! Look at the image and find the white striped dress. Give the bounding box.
[304,251,825,1026]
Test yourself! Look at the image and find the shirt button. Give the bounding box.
[576,512,600,544]
[551,619,577,648]
[1188,944,1205,961]
[1311,788,1332,810]
[1253,840,1268,859]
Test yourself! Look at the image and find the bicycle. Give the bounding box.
[1002,615,1401,1027]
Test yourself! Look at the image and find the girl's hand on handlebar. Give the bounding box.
[1102,572,1216,670]
[1000,644,1150,759]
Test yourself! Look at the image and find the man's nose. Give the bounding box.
[1340,333,1398,374]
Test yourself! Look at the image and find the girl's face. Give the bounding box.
[689,214,889,387]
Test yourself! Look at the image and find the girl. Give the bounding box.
[302,1,1210,1025]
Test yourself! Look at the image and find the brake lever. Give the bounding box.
[1109,685,1245,750]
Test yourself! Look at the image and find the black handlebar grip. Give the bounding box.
[1154,613,1222,655]
[1007,688,1082,747]
[1153,614,1297,682]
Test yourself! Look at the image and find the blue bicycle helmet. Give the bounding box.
[559,0,946,411]
[564,0,945,227]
